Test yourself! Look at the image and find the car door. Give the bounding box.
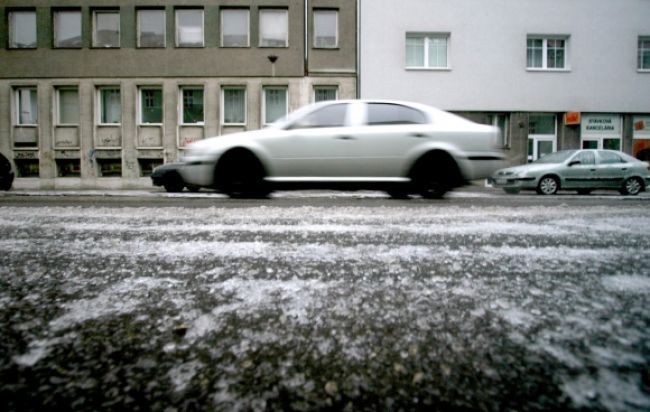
[594,150,628,188]
[561,150,597,189]
[264,102,357,178]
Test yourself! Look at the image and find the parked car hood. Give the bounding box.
[499,163,559,175]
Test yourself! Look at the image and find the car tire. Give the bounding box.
[620,177,643,196]
[163,172,184,193]
[503,188,520,195]
[577,189,592,195]
[386,190,410,199]
[411,152,459,199]
[536,176,559,195]
[186,185,200,193]
[217,151,270,199]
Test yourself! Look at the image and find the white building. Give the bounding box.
[359,0,650,164]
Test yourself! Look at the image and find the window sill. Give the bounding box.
[638,69,650,73]
[97,123,121,127]
[8,47,37,50]
[221,45,251,49]
[526,68,571,73]
[91,46,120,49]
[222,123,246,127]
[405,67,451,72]
[313,46,339,50]
[14,124,38,128]
[138,123,163,126]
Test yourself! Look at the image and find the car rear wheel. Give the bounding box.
[163,172,184,193]
[536,176,559,195]
[216,150,270,198]
[411,152,460,199]
[620,177,643,196]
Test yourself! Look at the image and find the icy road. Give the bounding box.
[1,192,649,411]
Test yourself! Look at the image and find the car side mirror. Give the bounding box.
[568,160,581,167]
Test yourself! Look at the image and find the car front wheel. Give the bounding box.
[536,176,559,195]
[163,172,184,193]
[620,177,643,196]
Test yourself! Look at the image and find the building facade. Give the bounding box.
[360,0,650,166]
[0,0,357,189]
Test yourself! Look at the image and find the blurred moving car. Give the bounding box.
[179,100,505,198]
[0,152,14,191]
[489,149,650,195]
[151,163,200,193]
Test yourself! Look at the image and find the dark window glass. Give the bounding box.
[289,104,348,129]
[573,151,595,165]
[366,103,427,126]
[598,150,623,164]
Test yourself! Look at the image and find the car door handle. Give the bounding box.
[590,169,597,172]
[336,135,356,140]
[621,168,628,171]
[410,133,427,138]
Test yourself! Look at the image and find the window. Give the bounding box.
[288,103,348,129]
[314,9,338,48]
[93,10,120,48]
[16,87,38,125]
[180,87,204,124]
[8,10,37,48]
[488,114,510,148]
[140,88,163,124]
[527,36,568,70]
[56,159,80,177]
[137,9,165,48]
[572,151,595,166]
[263,87,287,124]
[98,87,121,124]
[222,88,246,125]
[176,9,204,47]
[96,159,122,177]
[366,103,427,125]
[314,86,338,102]
[259,9,288,47]
[221,9,249,47]
[598,151,623,164]
[405,33,449,69]
[639,37,650,71]
[54,10,82,48]
[528,114,556,161]
[56,87,79,125]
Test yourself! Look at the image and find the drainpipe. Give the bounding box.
[356,0,361,98]
[304,0,309,76]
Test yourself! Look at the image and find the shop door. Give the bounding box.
[528,114,557,162]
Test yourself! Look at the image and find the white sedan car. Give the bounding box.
[180,100,505,198]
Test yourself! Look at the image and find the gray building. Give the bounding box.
[0,0,357,189]
[360,0,650,166]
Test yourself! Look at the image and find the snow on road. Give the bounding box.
[1,203,649,410]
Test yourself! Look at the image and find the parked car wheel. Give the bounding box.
[163,172,185,193]
[537,176,559,195]
[620,177,643,196]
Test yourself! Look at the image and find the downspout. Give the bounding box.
[356,0,361,98]
[304,0,309,76]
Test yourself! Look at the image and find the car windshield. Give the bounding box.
[533,150,576,164]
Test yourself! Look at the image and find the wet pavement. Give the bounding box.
[1,190,649,411]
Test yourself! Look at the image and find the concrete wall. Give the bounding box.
[360,0,650,112]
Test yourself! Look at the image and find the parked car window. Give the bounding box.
[288,103,348,129]
[366,103,428,126]
[598,151,624,164]
[533,150,575,164]
[572,151,595,165]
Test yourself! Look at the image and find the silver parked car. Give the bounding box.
[489,149,650,195]
[179,100,505,198]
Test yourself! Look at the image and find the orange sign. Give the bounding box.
[564,112,581,125]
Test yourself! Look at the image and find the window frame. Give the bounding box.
[92,9,121,48]
[262,86,288,125]
[55,86,80,126]
[175,8,205,48]
[221,8,250,48]
[221,87,247,126]
[53,9,82,49]
[638,36,650,72]
[138,86,164,125]
[313,86,339,103]
[8,10,37,49]
[15,86,39,126]
[137,8,166,48]
[259,8,289,48]
[96,86,122,125]
[179,86,205,125]
[526,35,570,71]
[313,9,338,49]
[405,32,450,70]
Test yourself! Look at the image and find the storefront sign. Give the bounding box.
[564,112,581,125]
[633,115,650,138]
[581,114,621,137]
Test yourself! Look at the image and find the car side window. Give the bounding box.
[598,151,624,164]
[366,103,428,126]
[287,104,348,130]
[573,151,595,165]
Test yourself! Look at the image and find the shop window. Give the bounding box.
[259,9,288,47]
[140,88,163,124]
[180,87,204,124]
[137,9,165,48]
[176,9,204,47]
[56,87,80,125]
[221,9,249,47]
[406,33,449,69]
[263,87,287,125]
[56,159,81,177]
[314,9,338,48]
[527,36,569,70]
[54,10,82,48]
[8,10,37,49]
[93,10,120,48]
[96,159,122,177]
[138,159,163,177]
[222,87,246,125]
[15,87,38,125]
[98,87,121,124]
[314,86,338,102]
[14,159,39,177]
